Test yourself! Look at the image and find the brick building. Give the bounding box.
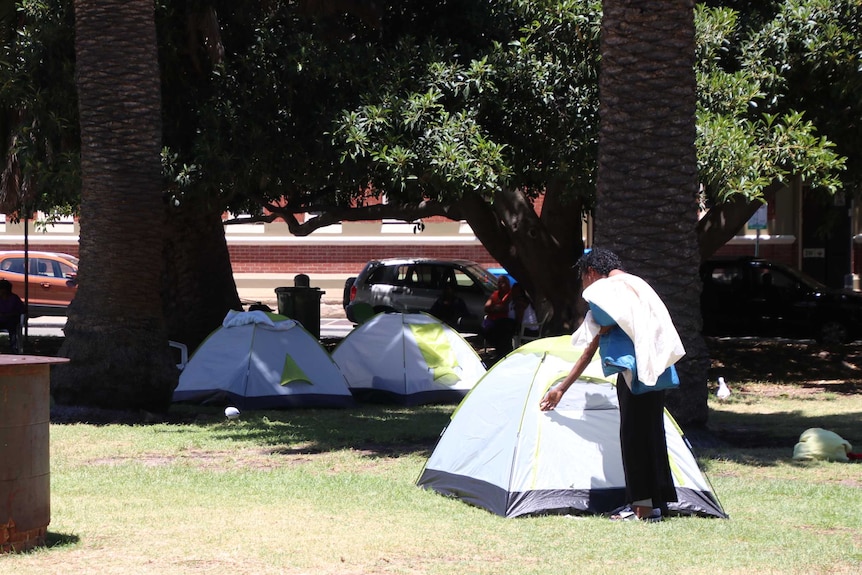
[2,180,860,304]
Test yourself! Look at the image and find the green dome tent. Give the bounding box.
[332,312,486,405]
[417,336,727,518]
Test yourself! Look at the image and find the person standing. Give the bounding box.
[540,248,685,521]
[0,279,25,352]
[482,275,515,361]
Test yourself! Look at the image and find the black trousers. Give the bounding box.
[616,374,678,512]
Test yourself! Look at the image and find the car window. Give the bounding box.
[366,265,391,286]
[33,258,54,276]
[453,269,478,289]
[776,264,826,290]
[407,265,441,289]
[461,263,498,292]
[704,264,747,294]
[394,265,411,286]
[768,268,800,292]
[43,259,76,279]
[1,257,26,274]
[59,261,76,279]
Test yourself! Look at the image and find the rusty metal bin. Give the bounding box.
[1,355,68,553]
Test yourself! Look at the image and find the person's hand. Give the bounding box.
[540,388,563,411]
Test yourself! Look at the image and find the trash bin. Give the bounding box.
[275,285,324,339]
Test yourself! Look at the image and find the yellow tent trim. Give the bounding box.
[409,322,461,386]
[280,353,313,386]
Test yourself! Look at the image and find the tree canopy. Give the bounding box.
[0,0,78,217]
[158,0,847,252]
[0,1,855,415]
[3,1,851,255]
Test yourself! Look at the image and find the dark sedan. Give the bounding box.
[700,257,862,344]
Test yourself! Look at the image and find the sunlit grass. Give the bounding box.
[2,389,860,574]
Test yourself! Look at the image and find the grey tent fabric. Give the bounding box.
[173,311,353,409]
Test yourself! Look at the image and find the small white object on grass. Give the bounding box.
[716,377,731,399]
[225,406,241,420]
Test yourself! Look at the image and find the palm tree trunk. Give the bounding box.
[52,0,176,411]
[594,0,708,424]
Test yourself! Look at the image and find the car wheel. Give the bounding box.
[818,320,848,346]
[342,277,357,308]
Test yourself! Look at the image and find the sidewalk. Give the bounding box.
[242,295,347,319]
[235,274,349,319]
[22,276,349,330]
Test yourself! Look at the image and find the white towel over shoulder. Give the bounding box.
[576,273,685,386]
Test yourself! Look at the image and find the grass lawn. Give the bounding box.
[2,338,861,574]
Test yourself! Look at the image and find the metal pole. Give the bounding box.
[23,210,29,350]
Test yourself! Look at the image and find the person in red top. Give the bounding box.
[0,279,25,352]
[482,275,515,362]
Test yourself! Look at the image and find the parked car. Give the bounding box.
[700,256,862,344]
[0,251,78,316]
[343,258,498,329]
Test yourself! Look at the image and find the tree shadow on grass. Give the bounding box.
[682,407,862,473]
[202,404,453,458]
[707,337,862,388]
[702,408,862,448]
[59,403,456,459]
[47,336,862,461]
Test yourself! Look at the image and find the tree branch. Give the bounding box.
[697,181,783,259]
[263,200,464,236]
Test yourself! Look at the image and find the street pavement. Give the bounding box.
[320,317,354,339]
[23,315,68,338]
[22,303,355,340]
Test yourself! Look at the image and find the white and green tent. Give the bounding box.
[332,312,486,405]
[417,336,726,518]
[172,310,353,409]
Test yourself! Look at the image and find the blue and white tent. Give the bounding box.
[173,311,353,409]
[417,336,726,518]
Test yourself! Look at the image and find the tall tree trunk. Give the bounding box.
[163,207,242,353]
[52,0,176,411]
[595,0,708,425]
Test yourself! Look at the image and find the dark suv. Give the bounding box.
[343,258,498,327]
[700,257,862,344]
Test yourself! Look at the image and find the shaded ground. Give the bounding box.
[706,337,862,395]
[35,335,862,449]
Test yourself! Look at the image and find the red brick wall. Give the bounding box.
[0,243,80,257]
[0,239,498,274]
[227,243,499,274]
[5,237,811,275]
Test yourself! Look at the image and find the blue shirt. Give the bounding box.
[590,302,679,392]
